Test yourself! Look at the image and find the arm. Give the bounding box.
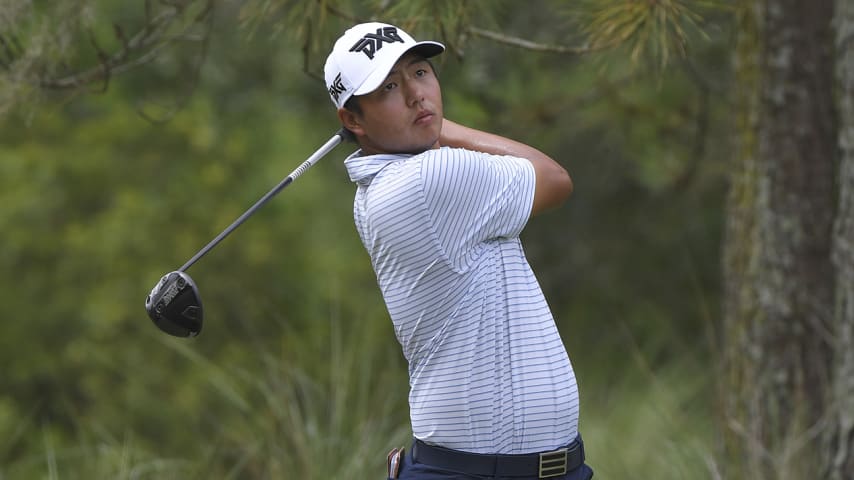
[439,119,573,215]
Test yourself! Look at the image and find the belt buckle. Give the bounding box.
[538,448,568,478]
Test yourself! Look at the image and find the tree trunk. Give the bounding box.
[828,0,854,477]
[721,2,763,472]
[721,3,763,474]
[722,0,837,478]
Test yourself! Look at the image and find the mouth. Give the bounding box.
[414,111,434,125]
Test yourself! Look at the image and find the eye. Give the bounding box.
[415,68,427,77]
[384,82,397,91]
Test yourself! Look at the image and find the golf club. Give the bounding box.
[145,129,351,337]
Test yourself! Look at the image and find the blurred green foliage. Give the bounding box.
[0,1,733,477]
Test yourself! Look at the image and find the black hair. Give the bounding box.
[343,95,363,115]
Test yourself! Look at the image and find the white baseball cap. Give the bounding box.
[324,22,445,109]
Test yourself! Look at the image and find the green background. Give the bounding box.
[0,2,732,478]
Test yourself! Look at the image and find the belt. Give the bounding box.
[411,436,585,478]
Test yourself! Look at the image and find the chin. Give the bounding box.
[405,139,440,154]
[364,131,440,155]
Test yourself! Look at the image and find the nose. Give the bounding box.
[405,80,424,107]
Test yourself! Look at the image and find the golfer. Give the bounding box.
[324,22,593,480]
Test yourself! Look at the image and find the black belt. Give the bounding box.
[411,436,585,478]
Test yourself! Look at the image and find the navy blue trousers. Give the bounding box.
[389,443,594,480]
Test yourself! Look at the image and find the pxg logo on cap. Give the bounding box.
[324,22,445,109]
[349,26,405,59]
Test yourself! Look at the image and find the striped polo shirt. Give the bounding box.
[345,146,579,454]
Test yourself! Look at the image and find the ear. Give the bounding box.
[337,108,365,136]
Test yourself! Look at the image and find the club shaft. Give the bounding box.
[178,130,346,272]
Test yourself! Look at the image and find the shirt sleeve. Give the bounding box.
[421,147,535,268]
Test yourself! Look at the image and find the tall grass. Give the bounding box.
[1,316,717,479]
[146,316,414,479]
[581,351,717,479]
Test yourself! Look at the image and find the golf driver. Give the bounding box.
[145,129,351,337]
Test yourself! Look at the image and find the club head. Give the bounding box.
[145,271,203,337]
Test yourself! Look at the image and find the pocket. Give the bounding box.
[386,446,405,479]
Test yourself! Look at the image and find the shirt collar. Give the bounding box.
[344,149,412,185]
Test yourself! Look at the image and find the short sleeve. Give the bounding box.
[421,148,535,267]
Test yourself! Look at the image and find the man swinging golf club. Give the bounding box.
[325,22,593,479]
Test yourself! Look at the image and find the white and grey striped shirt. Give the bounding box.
[345,146,579,454]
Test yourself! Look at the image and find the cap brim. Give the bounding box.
[352,41,445,97]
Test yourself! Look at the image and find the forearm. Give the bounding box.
[440,119,573,214]
[440,118,548,160]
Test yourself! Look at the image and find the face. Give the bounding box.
[340,53,443,155]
